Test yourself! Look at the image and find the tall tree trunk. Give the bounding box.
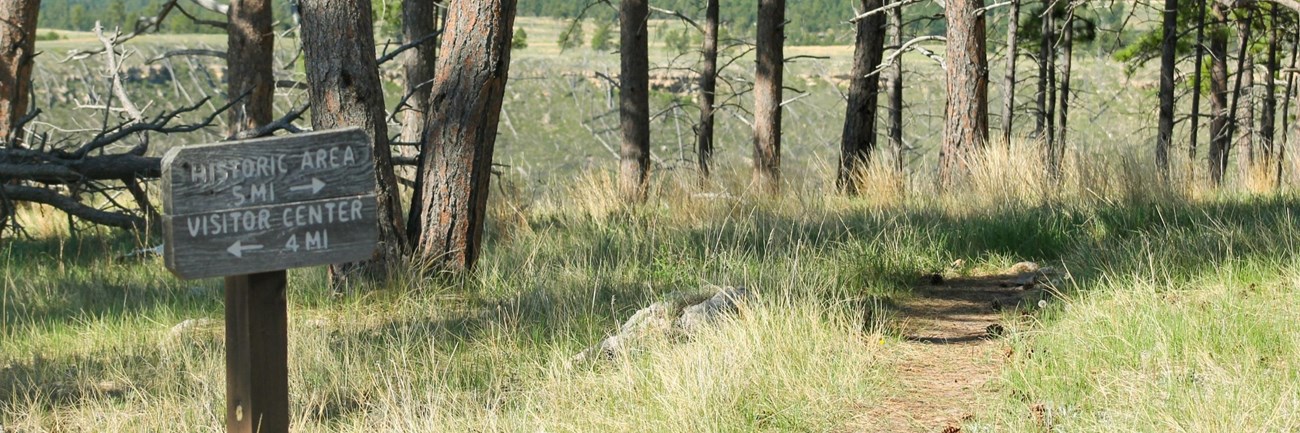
[753,0,785,194]
[1001,0,1020,147]
[401,0,440,238]
[1190,0,1208,163]
[413,0,516,272]
[1223,8,1255,184]
[226,0,274,136]
[1236,15,1256,176]
[619,0,650,201]
[0,0,39,146]
[1156,0,1179,177]
[696,0,719,181]
[400,0,440,145]
[1034,0,1052,137]
[939,0,989,188]
[1261,5,1278,166]
[301,0,409,282]
[1044,7,1057,155]
[1054,14,1073,177]
[1208,3,1230,185]
[1281,23,1298,186]
[838,0,886,193]
[887,0,905,172]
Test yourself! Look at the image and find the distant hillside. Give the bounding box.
[38,0,291,34]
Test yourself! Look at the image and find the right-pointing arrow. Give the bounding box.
[290,178,326,194]
[227,240,264,258]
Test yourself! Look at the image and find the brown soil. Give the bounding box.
[853,272,1048,433]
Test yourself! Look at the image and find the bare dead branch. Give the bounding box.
[64,0,180,61]
[649,6,703,32]
[230,102,310,140]
[147,48,226,64]
[376,30,442,65]
[1,183,146,230]
[190,0,230,15]
[850,0,921,23]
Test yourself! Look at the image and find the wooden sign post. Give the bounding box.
[161,128,380,433]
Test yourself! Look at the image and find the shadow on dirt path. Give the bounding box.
[854,264,1059,433]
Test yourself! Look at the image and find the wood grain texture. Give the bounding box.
[163,194,378,279]
[161,128,376,215]
[224,271,288,433]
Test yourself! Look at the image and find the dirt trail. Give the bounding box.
[854,269,1052,432]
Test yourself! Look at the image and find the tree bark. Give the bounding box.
[696,0,719,181]
[1034,0,1052,137]
[226,0,274,136]
[838,0,886,194]
[401,0,440,238]
[1190,0,1208,163]
[619,0,650,201]
[0,0,40,146]
[413,0,516,272]
[400,0,440,145]
[886,0,905,172]
[1236,14,1256,176]
[301,0,410,280]
[1054,14,1072,177]
[1261,5,1278,166]
[1000,0,1019,147]
[1157,0,1179,177]
[1208,3,1230,185]
[753,0,785,194]
[939,0,989,188]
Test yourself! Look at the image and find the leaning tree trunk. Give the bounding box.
[413,0,516,272]
[939,0,990,188]
[886,0,905,172]
[301,0,409,282]
[753,0,785,194]
[1223,8,1254,185]
[401,0,440,237]
[227,0,274,136]
[1208,3,1230,185]
[696,0,719,181]
[1189,0,1208,163]
[1001,0,1020,147]
[1156,0,1178,177]
[838,0,886,194]
[1261,5,1278,166]
[619,0,650,201]
[0,0,39,146]
[1236,15,1256,177]
[1053,15,1073,178]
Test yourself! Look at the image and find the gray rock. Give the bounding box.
[674,286,751,335]
[571,286,752,365]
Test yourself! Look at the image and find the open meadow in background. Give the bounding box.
[4,15,1300,432]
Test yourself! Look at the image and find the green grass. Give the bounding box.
[7,17,1300,432]
[6,153,1300,430]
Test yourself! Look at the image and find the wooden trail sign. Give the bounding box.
[161,128,380,279]
[160,127,381,433]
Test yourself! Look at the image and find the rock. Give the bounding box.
[572,286,751,365]
[674,286,751,335]
[1007,261,1040,274]
[161,318,222,351]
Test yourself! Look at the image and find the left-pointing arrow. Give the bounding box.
[226,240,264,258]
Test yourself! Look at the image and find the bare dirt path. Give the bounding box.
[854,268,1052,432]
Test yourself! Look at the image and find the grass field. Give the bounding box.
[5,18,1300,432]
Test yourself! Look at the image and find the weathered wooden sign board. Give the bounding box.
[160,127,380,433]
[161,127,380,279]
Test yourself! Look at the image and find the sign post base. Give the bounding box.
[224,271,289,433]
